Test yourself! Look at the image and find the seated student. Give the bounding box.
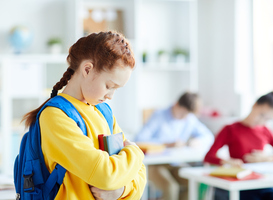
[135,91,214,200]
[204,91,273,200]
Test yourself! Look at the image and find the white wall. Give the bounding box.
[234,0,255,117]
[0,0,67,54]
[198,0,237,116]
[198,0,254,118]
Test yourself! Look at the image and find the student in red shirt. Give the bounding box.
[204,91,273,200]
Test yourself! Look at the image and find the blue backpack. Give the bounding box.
[14,95,113,200]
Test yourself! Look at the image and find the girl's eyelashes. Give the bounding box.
[106,84,119,90]
[106,85,115,90]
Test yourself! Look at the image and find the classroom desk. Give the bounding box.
[141,146,210,200]
[143,146,209,165]
[179,162,273,200]
[0,174,15,200]
[0,189,15,200]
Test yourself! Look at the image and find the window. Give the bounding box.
[253,0,273,96]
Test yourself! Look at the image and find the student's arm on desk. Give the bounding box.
[244,128,273,163]
[166,116,214,148]
[189,119,214,147]
[165,140,185,148]
[204,126,243,167]
[244,150,273,163]
[220,158,243,167]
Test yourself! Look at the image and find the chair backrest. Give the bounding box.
[142,108,155,124]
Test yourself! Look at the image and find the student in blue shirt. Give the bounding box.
[135,92,214,200]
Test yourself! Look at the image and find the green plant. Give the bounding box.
[158,50,167,56]
[47,37,62,46]
[142,51,147,62]
[172,48,189,56]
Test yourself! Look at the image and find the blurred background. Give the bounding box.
[0,0,272,176]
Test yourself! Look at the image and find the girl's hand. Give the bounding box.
[124,139,137,147]
[244,150,273,163]
[221,158,243,167]
[90,186,124,200]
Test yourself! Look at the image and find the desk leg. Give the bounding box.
[189,179,198,200]
[230,190,239,200]
[141,164,149,200]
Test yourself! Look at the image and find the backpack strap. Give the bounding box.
[37,97,113,135]
[95,102,113,135]
[37,96,87,136]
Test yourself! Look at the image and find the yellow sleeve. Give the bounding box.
[113,115,123,135]
[40,107,145,190]
[120,164,147,199]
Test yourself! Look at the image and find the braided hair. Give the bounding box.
[22,31,135,127]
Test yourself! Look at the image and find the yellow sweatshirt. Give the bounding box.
[39,93,146,199]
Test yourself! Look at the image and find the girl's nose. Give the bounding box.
[105,94,112,100]
[105,90,115,100]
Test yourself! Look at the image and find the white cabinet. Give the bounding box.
[0,54,67,175]
[136,0,198,107]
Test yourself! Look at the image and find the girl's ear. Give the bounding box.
[82,61,94,77]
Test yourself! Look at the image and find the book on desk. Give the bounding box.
[209,166,263,181]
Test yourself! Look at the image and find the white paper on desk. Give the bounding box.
[243,162,273,174]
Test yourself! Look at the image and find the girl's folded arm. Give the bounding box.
[40,107,144,190]
[119,163,147,199]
